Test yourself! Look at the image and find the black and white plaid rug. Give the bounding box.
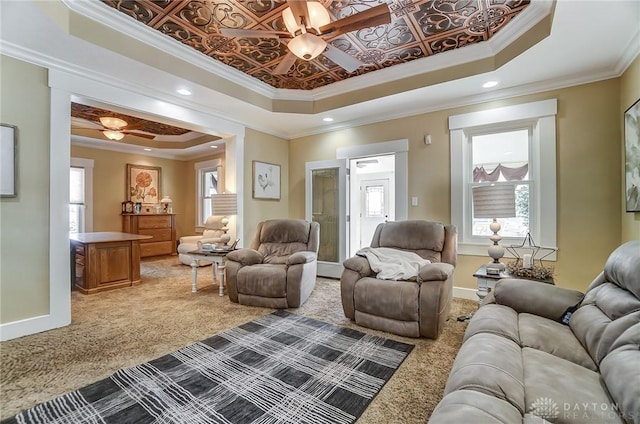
[4,311,414,424]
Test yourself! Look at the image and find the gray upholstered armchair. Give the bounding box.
[225,219,320,308]
[341,220,457,339]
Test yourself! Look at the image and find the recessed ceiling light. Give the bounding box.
[482,80,499,88]
[177,88,192,96]
[210,145,218,149]
[143,148,152,151]
[323,117,334,122]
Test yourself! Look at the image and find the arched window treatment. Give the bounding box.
[473,163,528,182]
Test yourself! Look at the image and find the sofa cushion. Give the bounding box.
[519,313,597,371]
[570,286,640,364]
[523,348,623,424]
[444,333,525,414]
[354,278,419,321]
[464,304,520,344]
[600,323,640,424]
[371,220,447,262]
[430,390,523,423]
[603,239,640,297]
[237,264,286,297]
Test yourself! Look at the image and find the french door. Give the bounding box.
[305,159,348,278]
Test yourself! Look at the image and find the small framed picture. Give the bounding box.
[252,160,281,200]
[126,164,161,205]
[0,124,17,197]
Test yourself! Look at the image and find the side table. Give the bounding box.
[473,264,554,306]
[188,249,232,296]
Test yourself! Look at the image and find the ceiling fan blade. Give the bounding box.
[123,131,156,139]
[220,28,285,39]
[273,52,298,75]
[323,44,363,73]
[287,0,311,30]
[319,4,391,37]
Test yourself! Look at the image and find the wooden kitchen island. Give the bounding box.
[70,232,152,294]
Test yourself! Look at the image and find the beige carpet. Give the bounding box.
[0,256,476,422]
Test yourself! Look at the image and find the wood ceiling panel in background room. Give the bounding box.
[102,0,530,90]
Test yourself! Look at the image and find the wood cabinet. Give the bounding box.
[70,232,151,294]
[122,213,177,258]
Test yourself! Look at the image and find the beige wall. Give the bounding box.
[289,79,624,292]
[70,146,225,240]
[0,56,51,323]
[621,55,640,242]
[242,128,289,244]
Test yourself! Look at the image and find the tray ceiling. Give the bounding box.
[70,103,222,152]
[102,0,530,90]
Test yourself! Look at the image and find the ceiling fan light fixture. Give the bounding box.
[102,130,125,141]
[288,33,327,60]
[282,2,330,35]
[99,116,128,129]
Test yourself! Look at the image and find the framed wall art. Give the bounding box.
[624,98,640,212]
[252,160,281,200]
[126,164,161,205]
[0,124,17,197]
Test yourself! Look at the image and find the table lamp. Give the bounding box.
[210,193,237,246]
[472,185,516,273]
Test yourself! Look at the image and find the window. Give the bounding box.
[450,99,557,258]
[195,159,221,227]
[69,167,85,233]
[470,128,530,238]
[69,158,94,233]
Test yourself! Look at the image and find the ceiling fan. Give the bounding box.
[220,1,391,74]
[97,116,155,141]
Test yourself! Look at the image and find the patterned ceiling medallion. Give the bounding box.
[102,0,530,90]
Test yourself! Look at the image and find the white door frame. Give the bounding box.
[337,138,409,221]
[305,159,348,278]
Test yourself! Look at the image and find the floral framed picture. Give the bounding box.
[624,98,640,212]
[126,164,161,205]
[252,160,281,200]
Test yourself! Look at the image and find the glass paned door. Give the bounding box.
[305,159,347,278]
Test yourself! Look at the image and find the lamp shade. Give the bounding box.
[287,33,327,60]
[211,193,237,216]
[282,2,330,35]
[472,185,516,219]
[99,116,127,129]
[102,130,125,141]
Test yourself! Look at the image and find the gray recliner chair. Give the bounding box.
[225,219,320,308]
[341,220,457,339]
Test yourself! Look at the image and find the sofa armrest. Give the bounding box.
[493,279,584,321]
[179,235,202,244]
[287,251,316,265]
[226,248,263,266]
[418,262,454,282]
[343,256,374,278]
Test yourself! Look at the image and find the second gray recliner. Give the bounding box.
[341,220,457,339]
[225,219,320,308]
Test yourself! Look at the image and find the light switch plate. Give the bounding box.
[411,196,418,206]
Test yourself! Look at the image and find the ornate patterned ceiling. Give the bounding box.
[102,0,530,90]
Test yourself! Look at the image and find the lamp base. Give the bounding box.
[486,261,505,275]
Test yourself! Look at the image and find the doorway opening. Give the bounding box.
[349,154,395,255]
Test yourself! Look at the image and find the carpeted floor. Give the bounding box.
[0,256,476,422]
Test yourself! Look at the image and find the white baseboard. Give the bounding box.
[453,286,478,302]
[0,313,67,342]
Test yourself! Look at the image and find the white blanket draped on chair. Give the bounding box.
[356,247,431,281]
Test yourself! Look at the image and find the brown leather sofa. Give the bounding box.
[430,240,640,423]
[225,219,320,308]
[340,220,457,339]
